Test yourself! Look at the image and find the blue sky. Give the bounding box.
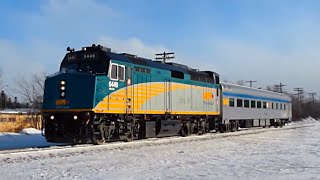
[1,0,320,97]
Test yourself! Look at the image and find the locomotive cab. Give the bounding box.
[42,45,112,142]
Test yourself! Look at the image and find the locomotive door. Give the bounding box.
[130,69,151,114]
[126,67,133,114]
[164,79,172,113]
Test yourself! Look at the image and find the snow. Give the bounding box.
[300,116,318,123]
[0,120,319,179]
[0,128,64,150]
[19,128,42,135]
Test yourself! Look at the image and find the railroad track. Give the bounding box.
[0,122,316,158]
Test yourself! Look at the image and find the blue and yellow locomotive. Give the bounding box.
[42,44,222,143]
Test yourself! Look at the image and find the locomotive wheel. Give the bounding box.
[124,131,133,142]
[218,124,226,133]
[198,121,206,135]
[230,122,237,132]
[198,129,204,135]
[92,136,106,145]
[181,124,190,137]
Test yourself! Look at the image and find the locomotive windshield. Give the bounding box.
[60,51,109,74]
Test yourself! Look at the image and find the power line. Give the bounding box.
[246,80,256,88]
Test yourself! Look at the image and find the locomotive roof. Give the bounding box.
[102,48,219,77]
[61,45,219,79]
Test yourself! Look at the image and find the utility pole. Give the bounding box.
[155,52,175,63]
[294,88,304,102]
[275,82,286,93]
[308,92,317,103]
[294,87,304,119]
[0,90,6,109]
[246,80,256,88]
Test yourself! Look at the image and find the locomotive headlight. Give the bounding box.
[73,115,78,120]
[61,86,66,91]
[50,115,55,120]
[60,80,66,85]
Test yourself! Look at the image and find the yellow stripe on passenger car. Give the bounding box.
[223,98,229,106]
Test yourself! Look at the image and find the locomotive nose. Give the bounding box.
[43,72,96,110]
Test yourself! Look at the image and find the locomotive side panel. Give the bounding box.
[93,59,221,115]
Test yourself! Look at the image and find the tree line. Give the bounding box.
[1,71,319,121]
[0,69,45,110]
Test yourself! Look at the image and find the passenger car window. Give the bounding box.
[251,100,256,108]
[237,99,243,107]
[229,98,235,107]
[244,100,249,108]
[257,101,262,108]
[263,102,267,109]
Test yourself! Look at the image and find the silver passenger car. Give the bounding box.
[221,82,292,130]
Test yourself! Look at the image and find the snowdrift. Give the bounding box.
[300,116,318,123]
[0,128,64,150]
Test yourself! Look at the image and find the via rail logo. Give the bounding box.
[202,92,214,101]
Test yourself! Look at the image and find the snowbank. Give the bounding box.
[300,116,318,123]
[0,128,64,150]
[19,128,42,135]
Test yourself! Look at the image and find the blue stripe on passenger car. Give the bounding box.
[222,92,291,103]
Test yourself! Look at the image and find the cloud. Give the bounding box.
[0,0,121,86]
[205,36,320,93]
[17,0,122,47]
[0,0,172,85]
[97,36,171,59]
[0,39,47,89]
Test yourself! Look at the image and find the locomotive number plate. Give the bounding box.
[56,99,69,106]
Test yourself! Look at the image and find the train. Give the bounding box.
[42,44,292,144]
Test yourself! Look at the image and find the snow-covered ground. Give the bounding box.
[0,128,64,150]
[0,119,319,179]
[0,117,316,150]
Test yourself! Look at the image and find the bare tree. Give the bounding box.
[266,85,277,92]
[236,80,246,86]
[14,72,46,129]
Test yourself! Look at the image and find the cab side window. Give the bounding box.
[110,63,126,81]
[118,65,125,81]
[110,64,118,80]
